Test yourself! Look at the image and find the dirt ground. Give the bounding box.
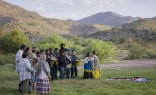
[79,59,156,69]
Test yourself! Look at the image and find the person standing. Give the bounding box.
[58,50,70,79]
[45,49,53,80]
[52,48,59,80]
[36,54,51,95]
[16,44,27,73]
[83,52,93,79]
[66,50,72,79]
[92,50,101,79]
[71,50,80,77]
[31,47,38,90]
[59,43,68,54]
[19,52,34,95]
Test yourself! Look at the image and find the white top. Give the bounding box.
[37,61,50,80]
[19,58,34,81]
[15,49,23,72]
[66,55,72,68]
[84,57,93,64]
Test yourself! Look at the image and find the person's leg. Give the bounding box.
[55,65,58,79]
[69,68,71,78]
[52,65,56,79]
[22,79,29,94]
[63,67,66,79]
[71,67,74,77]
[66,68,69,78]
[60,66,65,79]
[50,67,53,80]
[75,66,78,76]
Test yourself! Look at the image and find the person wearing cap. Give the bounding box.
[16,44,27,73]
[31,47,38,59]
[19,52,34,95]
[58,50,71,79]
[52,48,59,80]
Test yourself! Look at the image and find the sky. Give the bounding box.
[4,0,156,20]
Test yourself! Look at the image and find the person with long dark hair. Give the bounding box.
[92,50,101,79]
[45,49,53,80]
[83,52,93,79]
[36,54,51,95]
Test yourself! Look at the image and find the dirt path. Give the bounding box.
[78,59,156,69]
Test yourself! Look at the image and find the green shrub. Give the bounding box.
[69,44,84,54]
[0,29,31,53]
[146,50,156,58]
[35,33,73,50]
[128,45,146,59]
[82,38,116,61]
[0,54,15,65]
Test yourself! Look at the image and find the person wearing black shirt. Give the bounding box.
[52,48,59,80]
[58,50,71,79]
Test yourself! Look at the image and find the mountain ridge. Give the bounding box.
[76,11,141,27]
[0,0,111,42]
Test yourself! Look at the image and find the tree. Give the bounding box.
[1,29,30,53]
[82,38,116,61]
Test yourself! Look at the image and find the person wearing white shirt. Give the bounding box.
[15,44,27,73]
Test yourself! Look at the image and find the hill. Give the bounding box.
[0,1,111,42]
[87,19,156,41]
[152,16,156,20]
[76,12,141,27]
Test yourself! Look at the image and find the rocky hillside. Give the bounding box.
[76,12,141,27]
[87,19,156,41]
[0,1,111,42]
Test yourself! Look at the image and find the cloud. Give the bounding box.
[35,3,45,11]
[68,1,74,6]
[80,0,94,5]
[4,0,156,20]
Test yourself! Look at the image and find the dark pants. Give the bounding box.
[66,68,71,78]
[83,71,93,79]
[50,67,53,79]
[52,64,58,79]
[59,66,66,79]
[22,79,29,94]
[71,65,78,77]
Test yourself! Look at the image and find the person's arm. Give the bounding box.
[16,51,23,62]
[25,60,34,72]
[66,56,72,64]
[43,62,50,76]
[75,55,80,60]
[84,57,90,63]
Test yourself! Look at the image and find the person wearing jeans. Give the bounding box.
[58,50,71,79]
[66,50,72,79]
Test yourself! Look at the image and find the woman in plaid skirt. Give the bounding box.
[36,53,51,95]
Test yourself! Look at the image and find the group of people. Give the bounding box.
[16,43,80,95]
[15,43,100,95]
